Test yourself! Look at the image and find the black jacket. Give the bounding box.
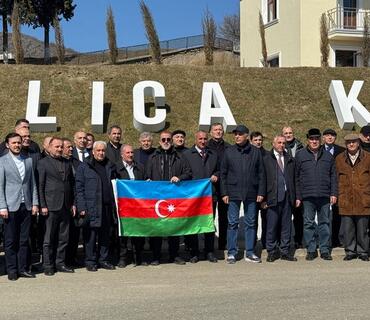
[71,147,92,171]
[182,146,219,199]
[323,144,345,158]
[116,161,145,180]
[37,155,75,211]
[295,146,338,200]
[220,142,266,201]
[133,147,156,166]
[106,142,122,164]
[75,158,117,228]
[145,147,191,181]
[263,150,296,207]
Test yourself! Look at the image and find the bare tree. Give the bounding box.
[11,0,24,64]
[362,13,370,67]
[140,0,161,64]
[219,13,240,44]
[259,11,267,67]
[53,15,65,64]
[320,13,330,68]
[202,8,217,66]
[106,5,118,64]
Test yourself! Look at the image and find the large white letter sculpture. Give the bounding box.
[133,81,166,132]
[329,80,370,129]
[198,82,237,132]
[91,81,104,133]
[26,81,57,132]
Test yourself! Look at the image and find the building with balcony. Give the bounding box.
[240,0,370,67]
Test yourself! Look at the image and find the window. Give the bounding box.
[335,50,357,66]
[268,56,279,67]
[267,0,277,23]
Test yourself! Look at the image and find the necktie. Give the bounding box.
[277,153,284,172]
[200,149,206,160]
[80,150,85,162]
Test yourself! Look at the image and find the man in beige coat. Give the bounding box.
[336,133,370,261]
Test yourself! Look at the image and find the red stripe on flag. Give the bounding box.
[118,196,213,219]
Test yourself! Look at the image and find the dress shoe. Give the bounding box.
[86,265,98,272]
[266,253,278,262]
[99,262,115,270]
[19,271,36,278]
[280,254,297,262]
[150,260,160,266]
[359,255,369,262]
[44,269,55,276]
[226,255,236,264]
[245,254,262,263]
[134,261,148,267]
[171,257,186,265]
[57,265,75,273]
[189,256,199,264]
[305,251,318,261]
[117,260,128,268]
[320,253,333,261]
[206,252,218,263]
[343,254,357,261]
[8,273,18,281]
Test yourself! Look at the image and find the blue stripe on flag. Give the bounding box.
[117,178,212,200]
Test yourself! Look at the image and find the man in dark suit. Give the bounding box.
[322,128,345,248]
[207,123,230,250]
[71,131,91,170]
[75,141,117,272]
[183,131,219,263]
[133,132,156,166]
[38,137,76,275]
[106,125,122,164]
[262,135,297,262]
[146,130,191,265]
[0,133,39,280]
[172,129,188,154]
[116,144,146,267]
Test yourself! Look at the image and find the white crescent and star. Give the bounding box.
[154,200,176,218]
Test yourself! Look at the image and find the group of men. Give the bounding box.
[0,118,369,281]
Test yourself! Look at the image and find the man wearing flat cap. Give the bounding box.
[220,124,266,264]
[322,128,345,248]
[335,133,370,261]
[172,129,188,154]
[295,128,338,261]
[360,125,370,153]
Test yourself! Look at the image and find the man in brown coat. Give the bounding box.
[336,133,370,261]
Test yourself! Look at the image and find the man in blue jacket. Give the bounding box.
[220,125,266,264]
[295,128,338,261]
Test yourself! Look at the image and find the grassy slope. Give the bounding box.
[0,65,369,147]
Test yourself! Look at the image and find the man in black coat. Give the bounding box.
[207,123,230,250]
[295,128,338,261]
[38,137,76,275]
[172,129,188,154]
[116,144,146,267]
[322,128,345,248]
[71,131,91,171]
[133,132,156,166]
[220,125,266,264]
[105,125,123,164]
[360,125,370,153]
[146,130,191,265]
[183,131,219,263]
[75,141,117,272]
[263,135,297,262]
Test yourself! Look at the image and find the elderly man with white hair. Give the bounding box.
[133,132,156,166]
[75,141,117,272]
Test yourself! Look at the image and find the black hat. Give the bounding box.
[306,128,321,138]
[232,125,249,134]
[172,129,186,137]
[360,125,370,136]
[323,128,337,136]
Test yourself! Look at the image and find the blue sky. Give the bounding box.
[21,0,239,53]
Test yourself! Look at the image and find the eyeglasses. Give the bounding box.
[161,138,171,143]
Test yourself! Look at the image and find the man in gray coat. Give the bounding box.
[0,133,39,281]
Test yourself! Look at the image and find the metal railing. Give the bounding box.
[64,34,235,65]
[327,6,370,32]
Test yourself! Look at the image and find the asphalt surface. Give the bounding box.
[1,248,370,320]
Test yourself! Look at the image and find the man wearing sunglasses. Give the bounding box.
[295,128,338,261]
[145,130,191,265]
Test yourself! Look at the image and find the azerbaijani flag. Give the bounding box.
[117,179,214,237]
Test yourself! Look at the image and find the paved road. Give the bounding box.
[1,249,370,320]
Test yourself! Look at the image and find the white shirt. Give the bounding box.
[10,152,25,202]
[273,150,284,169]
[123,161,135,180]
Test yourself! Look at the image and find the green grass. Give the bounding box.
[0,65,369,148]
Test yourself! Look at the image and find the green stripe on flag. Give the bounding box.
[120,215,215,237]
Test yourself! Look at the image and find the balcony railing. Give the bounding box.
[327,7,370,32]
